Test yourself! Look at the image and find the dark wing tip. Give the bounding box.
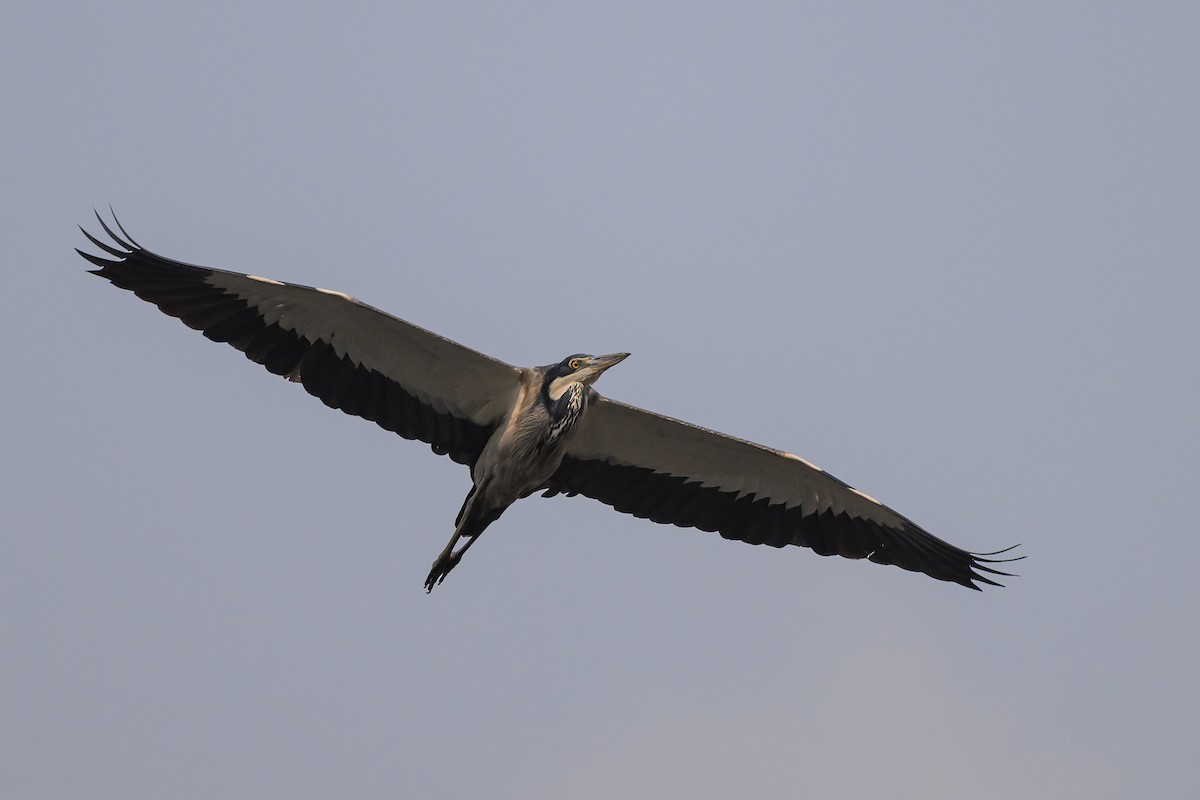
[77,248,115,271]
[973,543,1024,561]
[93,208,138,252]
[78,208,141,272]
[964,544,1024,590]
[107,205,143,248]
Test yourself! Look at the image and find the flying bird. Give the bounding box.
[79,212,1019,592]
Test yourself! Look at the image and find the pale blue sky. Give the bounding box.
[3,3,1198,798]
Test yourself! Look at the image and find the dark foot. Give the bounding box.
[424,550,462,593]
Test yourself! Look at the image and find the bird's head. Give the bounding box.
[545,352,629,399]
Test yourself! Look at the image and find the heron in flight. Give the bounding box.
[79,213,1019,592]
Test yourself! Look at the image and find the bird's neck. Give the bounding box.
[542,381,586,449]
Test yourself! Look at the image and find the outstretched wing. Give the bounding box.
[80,212,521,467]
[551,396,1019,589]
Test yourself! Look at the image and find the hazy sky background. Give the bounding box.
[3,3,1198,798]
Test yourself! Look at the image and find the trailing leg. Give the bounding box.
[424,485,506,592]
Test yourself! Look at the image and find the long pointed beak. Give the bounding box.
[580,352,629,385]
[593,352,630,371]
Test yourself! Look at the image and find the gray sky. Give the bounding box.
[3,2,1198,798]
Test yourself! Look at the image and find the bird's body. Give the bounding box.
[79,213,1019,592]
[429,354,624,589]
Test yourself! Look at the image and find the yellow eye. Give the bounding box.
[569,358,583,370]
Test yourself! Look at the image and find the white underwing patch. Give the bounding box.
[849,486,883,505]
[316,287,355,302]
[780,451,824,472]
